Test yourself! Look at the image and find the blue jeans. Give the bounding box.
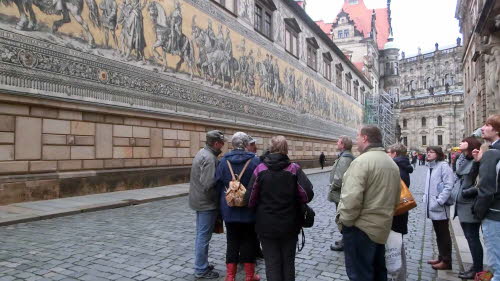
[343,226,387,281]
[483,219,500,281]
[194,210,218,275]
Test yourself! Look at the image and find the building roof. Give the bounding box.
[340,0,389,49]
[315,0,390,50]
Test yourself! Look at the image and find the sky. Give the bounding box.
[306,0,462,56]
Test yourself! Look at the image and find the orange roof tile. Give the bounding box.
[338,0,390,49]
[315,20,333,36]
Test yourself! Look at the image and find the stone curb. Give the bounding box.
[0,168,330,227]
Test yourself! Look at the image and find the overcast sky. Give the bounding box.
[306,0,462,56]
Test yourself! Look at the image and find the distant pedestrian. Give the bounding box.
[319,152,326,169]
[422,153,426,164]
[215,132,261,281]
[336,126,401,281]
[418,154,423,165]
[424,146,455,270]
[328,136,355,252]
[386,143,414,281]
[454,137,483,279]
[411,153,417,168]
[473,114,500,281]
[248,136,314,281]
[189,130,226,279]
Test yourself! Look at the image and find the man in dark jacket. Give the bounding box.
[319,152,326,169]
[189,130,225,279]
[386,143,414,280]
[473,114,500,281]
[215,132,261,281]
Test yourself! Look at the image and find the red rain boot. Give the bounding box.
[244,263,260,281]
[225,263,237,281]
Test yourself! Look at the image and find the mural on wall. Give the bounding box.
[0,0,362,127]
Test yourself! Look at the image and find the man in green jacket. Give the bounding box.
[336,125,401,281]
[328,136,355,251]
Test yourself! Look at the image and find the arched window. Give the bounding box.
[403,118,407,128]
[422,117,426,127]
[426,77,433,88]
[437,115,443,126]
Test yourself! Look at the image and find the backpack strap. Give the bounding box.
[227,160,236,181]
[237,159,252,180]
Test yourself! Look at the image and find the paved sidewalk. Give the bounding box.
[0,166,331,227]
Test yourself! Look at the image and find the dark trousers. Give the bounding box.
[260,235,298,281]
[225,222,257,264]
[461,222,483,272]
[343,226,387,281]
[432,220,452,263]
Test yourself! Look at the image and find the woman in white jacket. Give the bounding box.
[423,146,455,270]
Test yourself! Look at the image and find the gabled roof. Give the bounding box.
[339,0,390,49]
[315,20,333,35]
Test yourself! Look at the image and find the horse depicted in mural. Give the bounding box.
[148,1,194,78]
[2,0,100,47]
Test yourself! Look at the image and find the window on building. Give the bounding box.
[306,38,319,71]
[284,19,300,58]
[254,0,275,39]
[437,135,443,145]
[437,115,443,126]
[422,135,427,146]
[336,64,343,89]
[353,85,359,101]
[212,0,236,14]
[403,136,408,146]
[337,30,343,39]
[403,118,407,128]
[344,29,349,38]
[421,117,426,127]
[345,74,352,96]
[348,0,358,4]
[322,52,332,81]
[394,63,399,75]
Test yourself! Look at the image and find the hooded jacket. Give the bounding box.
[189,145,222,211]
[391,156,413,234]
[328,150,355,203]
[336,147,401,244]
[248,153,314,238]
[215,149,260,223]
[454,154,480,223]
[423,160,455,220]
[473,141,500,221]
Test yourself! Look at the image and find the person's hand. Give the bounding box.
[472,149,480,162]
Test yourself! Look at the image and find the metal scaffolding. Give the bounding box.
[364,90,396,146]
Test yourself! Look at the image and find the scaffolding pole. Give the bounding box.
[364,90,396,146]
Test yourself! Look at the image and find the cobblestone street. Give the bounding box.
[0,165,459,281]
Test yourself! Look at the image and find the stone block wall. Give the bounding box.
[0,95,338,205]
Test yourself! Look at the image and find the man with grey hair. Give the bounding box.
[215,132,261,280]
[190,130,225,279]
[329,135,355,251]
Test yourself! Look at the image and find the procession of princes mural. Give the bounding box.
[0,0,362,128]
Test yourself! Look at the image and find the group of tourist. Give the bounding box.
[187,114,500,281]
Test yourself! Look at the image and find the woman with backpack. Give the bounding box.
[424,146,455,270]
[247,136,314,281]
[215,132,261,281]
[454,137,483,279]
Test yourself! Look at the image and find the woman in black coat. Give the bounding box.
[248,136,314,281]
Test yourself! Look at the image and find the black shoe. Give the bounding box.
[330,243,344,251]
[195,269,219,279]
[458,269,477,279]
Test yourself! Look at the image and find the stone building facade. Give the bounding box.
[397,44,465,152]
[0,0,370,203]
[456,0,500,134]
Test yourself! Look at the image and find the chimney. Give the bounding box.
[435,42,439,51]
[456,37,462,46]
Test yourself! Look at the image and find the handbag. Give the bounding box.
[394,179,417,216]
[300,203,315,228]
[213,216,224,234]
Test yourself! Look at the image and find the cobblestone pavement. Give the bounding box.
[0,165,460,281]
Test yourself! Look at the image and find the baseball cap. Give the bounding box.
[247,135,256,144]
[206,130,225,142]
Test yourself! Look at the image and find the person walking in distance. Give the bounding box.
[215,132,261,281]
[319,152,326,169]
[328,136,355,252]
[386,143,414,281]
[189,130,225,279]
[473,114,500,281]
[454,137,483,279]
[336,126,401,281]
[424,146,455,270]
[248,136,314,281]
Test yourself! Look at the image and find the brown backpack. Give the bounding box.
[225,159,251,207]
